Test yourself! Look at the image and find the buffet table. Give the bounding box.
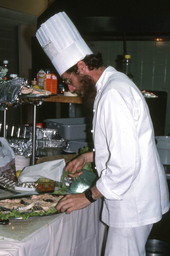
[0,198,106,256]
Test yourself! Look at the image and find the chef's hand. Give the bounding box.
[65,152,94,178]
[56,193,91,214]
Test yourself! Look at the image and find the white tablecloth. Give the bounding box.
[0,199,107,256]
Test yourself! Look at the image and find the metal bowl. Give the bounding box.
[146,239,170,256]
[37,147,64,157]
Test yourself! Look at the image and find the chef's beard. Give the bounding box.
[75,74,97,148]
[75,74,97,105]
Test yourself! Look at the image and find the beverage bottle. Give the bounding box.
[51,74,58,94]
[45,70,51,91]
[2,60,9,80]
[37,69,46,89]
[58,83,65,94]
[122,54,133,80]
[45,70,58,94]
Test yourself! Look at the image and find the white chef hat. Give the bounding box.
[36,12,93,76]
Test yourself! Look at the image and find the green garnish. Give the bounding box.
[0,207,58,220]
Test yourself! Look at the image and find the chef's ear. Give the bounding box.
[77,61,87,74]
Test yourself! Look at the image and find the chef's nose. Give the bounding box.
[68,84,76,93]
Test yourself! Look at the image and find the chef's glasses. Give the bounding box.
[62,72,73,85]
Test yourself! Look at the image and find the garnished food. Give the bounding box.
[21,86,52,96]
[31,89,52,95]
[0,194,63,220]
[35,178,56,192]
[20,87,33,95]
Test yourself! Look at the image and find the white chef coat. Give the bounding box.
[93,66,169,228]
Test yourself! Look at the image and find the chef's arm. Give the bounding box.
[65,151,94,177]
[84,185,104,203]
[56,185,103,214]
[91,186,103,199]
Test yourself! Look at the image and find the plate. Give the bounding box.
[63,149,76,154]
[19,93,50,99]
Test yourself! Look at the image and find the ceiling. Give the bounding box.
[0,0,55,16]
[1,0,170,40]
[38,0,170,40]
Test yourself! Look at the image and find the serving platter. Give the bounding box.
[0,193,63,221]
[19,93,50,99]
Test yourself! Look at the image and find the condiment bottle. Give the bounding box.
[31,78,39,89]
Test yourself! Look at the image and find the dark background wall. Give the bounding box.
[0,1,170,132]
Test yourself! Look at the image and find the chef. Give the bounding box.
[36,12,169,256]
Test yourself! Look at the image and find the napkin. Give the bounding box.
[18,159,65,183]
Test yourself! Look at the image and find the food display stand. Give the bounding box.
[23,95,83,164]
[43,95,82,104]
[0,95,83,165]
[43,95,83,119]
[0,104,8,138]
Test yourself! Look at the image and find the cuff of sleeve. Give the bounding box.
[96,178,122,200]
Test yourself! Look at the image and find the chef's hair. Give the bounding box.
[67,52,103,74]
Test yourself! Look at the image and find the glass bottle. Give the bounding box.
[2,60,9,80]
[37,69,46,89]
[122,54,133,80]
[3,60,8,68]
